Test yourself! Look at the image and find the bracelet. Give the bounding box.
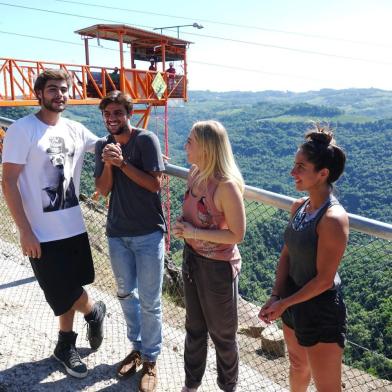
[270,294,280,299]
[120,160,127,170]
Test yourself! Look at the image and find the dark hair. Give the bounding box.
[34,69,72,103]
[99,90,133,114]
[300,123,346,184]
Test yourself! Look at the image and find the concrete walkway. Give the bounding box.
[0,239,287,392]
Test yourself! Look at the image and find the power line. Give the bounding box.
[0,30,85,48]
[1,2,391,66]
[193,60,329,82]
[55,0,392,49]
[0,2,151,30]
[187,31,392,66]
[0,30,331,83]
[0,30,117,52]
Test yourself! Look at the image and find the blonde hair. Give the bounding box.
[190,120,244,193]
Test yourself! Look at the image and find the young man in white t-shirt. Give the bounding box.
[1,69,106,379]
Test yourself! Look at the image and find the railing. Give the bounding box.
[164,164,392,241]
[0,58,187,107]
[0,117,391,390]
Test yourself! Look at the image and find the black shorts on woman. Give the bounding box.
[29,232,94,316]
[282,277,347,349]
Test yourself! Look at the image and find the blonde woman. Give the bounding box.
[173,120,246,392]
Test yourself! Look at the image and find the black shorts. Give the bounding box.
[282,280,347,349]
[29,232,95,316]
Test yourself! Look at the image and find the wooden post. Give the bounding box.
[261,325,285,357]
[84,37,90,66]
[119,33,125,92]
[161,44,166,98]
[183,48,187,100]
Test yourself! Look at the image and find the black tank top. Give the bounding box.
[284,195,341,288]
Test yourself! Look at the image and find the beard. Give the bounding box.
[106,124,128,136]
[42,97,66,113]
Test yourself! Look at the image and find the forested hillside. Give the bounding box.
[1,88,391,379]
[167,91,392,223]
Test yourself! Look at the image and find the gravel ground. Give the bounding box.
[0,239,287,392]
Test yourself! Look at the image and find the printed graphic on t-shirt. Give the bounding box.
[42,136,78,212]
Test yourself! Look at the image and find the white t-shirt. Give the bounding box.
[3,114,98,242]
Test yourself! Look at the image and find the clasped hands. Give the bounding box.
[172,217,197,240]
[258,297,287,324]
[102,143,124,167]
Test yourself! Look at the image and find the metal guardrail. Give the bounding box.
[0,117,13,126]
[164,163,392,241]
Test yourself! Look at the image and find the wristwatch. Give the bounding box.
[120,160,127,170]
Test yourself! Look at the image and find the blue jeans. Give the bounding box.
[108,230,164,362]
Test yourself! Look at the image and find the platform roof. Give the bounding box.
[75,24,192,62]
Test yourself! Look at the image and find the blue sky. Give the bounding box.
[1,0,392,92]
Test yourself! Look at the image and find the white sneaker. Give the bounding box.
[181,387,198,392]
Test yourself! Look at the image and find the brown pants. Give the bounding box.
[182,245,239,391]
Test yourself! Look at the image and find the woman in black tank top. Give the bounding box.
[259,124,349,392]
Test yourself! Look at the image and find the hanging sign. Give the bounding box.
[152,73,167,99]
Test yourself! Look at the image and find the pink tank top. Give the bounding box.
[182,171,241,277]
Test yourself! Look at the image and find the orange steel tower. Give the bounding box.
[0,24,192,246]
